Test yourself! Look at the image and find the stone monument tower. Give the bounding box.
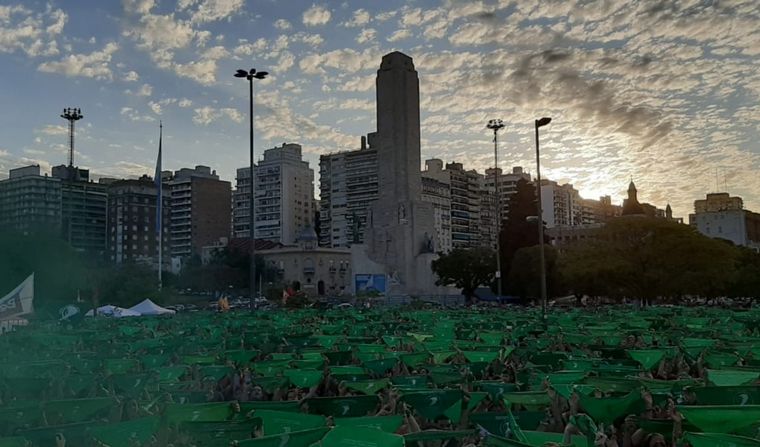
[363,51,438,295]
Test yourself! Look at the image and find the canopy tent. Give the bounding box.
[85,305,141,318]
[128,299,176,316]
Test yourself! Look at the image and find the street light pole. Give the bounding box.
[235,68,268,310]
[534,117,551,323]
[486,119,505,301]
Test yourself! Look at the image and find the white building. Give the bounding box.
[421,175,452,253]
[234,143,315,245]
[423,159,481,249]
[689,193,760,251]
[540,180,582,228]
[318,135,379,247]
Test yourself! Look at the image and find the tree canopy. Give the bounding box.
[559,217,741,302]
[431,247,495,300]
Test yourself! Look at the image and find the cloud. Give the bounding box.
[0,5,65,57]
[192,106,243,125]
[302,4,331,26]
[356,28,376,44]
[123,70,139,81]
[343,8,369,27]
[189,0,244,23]
[178,98,193,108]
[274,19,291,30]
[136,83,152,96]
[38,124,68,135]
[37,42,118,80]
[122,0,155,15]
[387,29,411,42]
[120,107,155,122]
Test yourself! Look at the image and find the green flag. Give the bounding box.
[627,349,666,370]
[578,391,643,425]
[401,390,463,420]
[683,431,760,447]
[43,398,116,423]
[344,379,389,395]
[236,427,330,446]
[691,385,760,406]
[707,369,760,387]
[363,358,398,375]
[678,405,760,434]
[503,391,552,410]
[284,369,323,388]
[305,395,380,417]
[0,437,28,447]
[334,415,403,433]
[166,402,233,424]
[463,351,500,363]
[88,417,161,447]
[254,410,326,436]
[316,425,404,447]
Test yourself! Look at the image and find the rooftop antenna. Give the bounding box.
[60,107,83,167]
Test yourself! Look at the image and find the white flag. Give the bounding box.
[0,274,34,319]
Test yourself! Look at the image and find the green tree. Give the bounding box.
[498,178,547,293]
[431,247,496,301]
[0,229,86,313]
[506,245,564,300]
[728,247,760,299]
[559,217,739,304]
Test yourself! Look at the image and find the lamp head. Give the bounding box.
[536,117,552,127]
[254,71,268,79]
[486,119,505,131]
[234,69,248,78]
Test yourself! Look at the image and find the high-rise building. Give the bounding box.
[168,165,230,261]
[106,176,171,268]
[689,193,760,250]
[52,164,107,254]
[423,159,481,249]
[540,180,582,228]
[233,143,314,244]
[580,195,622,224]
[421,175,452,253]
[318,135,379,247]
[479,166,532,248]
[0,165,62,233]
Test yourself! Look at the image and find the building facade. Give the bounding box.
[106,177,171,268]
[168,166,231,261]
[259,227,352,297]
[234,143,315,245]
[421,175,452,253]
[52,165,107,254]
[540,180,582,228]
[0,165,62,233]
[689,193,760,251]
[423,159,481,249]
[318,135,379,247]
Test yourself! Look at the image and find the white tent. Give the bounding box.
[128,299,176,316]
[85,305,141,318]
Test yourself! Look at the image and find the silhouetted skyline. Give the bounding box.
[0,0,758,219]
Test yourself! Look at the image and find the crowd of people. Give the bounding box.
[0,305,759,446]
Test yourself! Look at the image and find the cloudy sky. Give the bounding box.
[1,0,759,217]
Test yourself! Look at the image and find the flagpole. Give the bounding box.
[157,121,163,292]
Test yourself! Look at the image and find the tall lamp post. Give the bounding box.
[534,117,551,322]
[60,108,83,167]
[486,119,505,301]
[234,68,268,310]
